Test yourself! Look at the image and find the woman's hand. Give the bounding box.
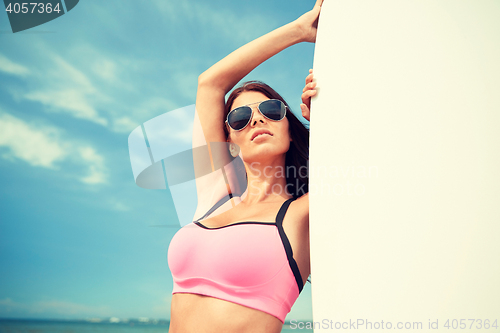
[294,0,324,43]
[300,69,316,122]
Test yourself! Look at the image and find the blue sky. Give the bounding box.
[0,0,315,321]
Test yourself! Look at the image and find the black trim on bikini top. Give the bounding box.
[275,198,304,294]
[193,197,304,294]
[193,193,234,223]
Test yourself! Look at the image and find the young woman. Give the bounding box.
[168,1,322,332]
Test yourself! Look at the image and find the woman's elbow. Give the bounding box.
[198,71,211,87]
[197,72,226,94]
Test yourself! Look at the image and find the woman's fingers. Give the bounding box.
[303,70,316,92]
[305,69,314,84]
[300,103,310,122]
[303,80,316,92]
[305,74,314,86]
[301,68,316,122]
[295,0,324,43]
[301,89,317,103]
[313,0,324,19]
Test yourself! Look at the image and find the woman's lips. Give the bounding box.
[251,129,273,141]
[252,133,272,141]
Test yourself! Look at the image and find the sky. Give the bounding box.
[0,0,316,321]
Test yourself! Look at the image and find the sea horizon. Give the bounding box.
[0,317,313,332]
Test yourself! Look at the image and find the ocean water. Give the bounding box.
[0,319,313,333]
[0,320,168,333]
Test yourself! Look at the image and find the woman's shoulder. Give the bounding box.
[289,193,309,227]
[292,192,309,211]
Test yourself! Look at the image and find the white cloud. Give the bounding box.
[78,147,107,185]
[6,45,177,134]
[0,110,108,185]
[0,112,66,168]
[113,116,140,133]
[20,53,109,126]
[3,34,198,136]
[71,43,130,90]
[51,54,96,91]
[0,53,30,77]
[2,18,205,137]
[25,88,108,126]
[139,97,177,116]
[92,58,118,83]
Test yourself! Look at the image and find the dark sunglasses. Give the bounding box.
[225,99,287,131]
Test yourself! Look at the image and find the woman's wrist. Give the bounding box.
[286,20,308,44]
[290,1,322,44]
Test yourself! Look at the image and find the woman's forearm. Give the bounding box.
[198,21,305,93]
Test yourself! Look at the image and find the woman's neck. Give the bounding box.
[242,155,292,204]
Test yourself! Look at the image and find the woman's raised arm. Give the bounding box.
[195,0,323,146]
[191,1,322,220]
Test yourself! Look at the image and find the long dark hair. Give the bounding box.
[225,81,309,199]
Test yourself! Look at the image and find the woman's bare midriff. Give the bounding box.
[169,293,283,333]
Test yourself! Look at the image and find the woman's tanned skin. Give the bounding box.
[169,1,323,332]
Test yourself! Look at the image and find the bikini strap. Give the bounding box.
[194,193,234,222]
[275,197,295,225]
[275,197,304,293]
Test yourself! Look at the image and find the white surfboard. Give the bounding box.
[310,0,500,330]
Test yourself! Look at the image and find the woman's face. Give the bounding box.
[227,91,291,164]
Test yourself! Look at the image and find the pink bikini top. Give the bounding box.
[167,197,304,323]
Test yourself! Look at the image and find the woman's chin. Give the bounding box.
[240,149,288,164]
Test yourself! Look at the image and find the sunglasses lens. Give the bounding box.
[259,100,286,121]
[227,106,252,130]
